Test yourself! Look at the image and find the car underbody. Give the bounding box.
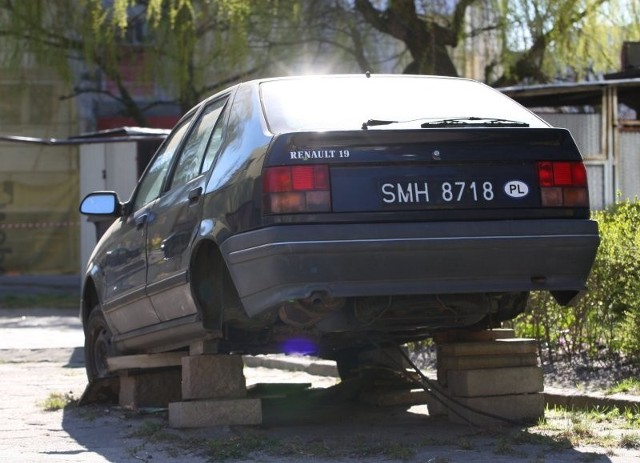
[215,290,530,358]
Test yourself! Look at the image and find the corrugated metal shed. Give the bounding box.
[501,78,640,209]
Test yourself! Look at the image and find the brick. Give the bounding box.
[448,366,543,397]
[447,393,544,426]
[119,369,182,408]
[169,398,262,428]
[182,354,247,400]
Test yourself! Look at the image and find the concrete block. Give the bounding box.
[448,366,543,397]
[439,353,538,371]
[169,398,262,428]
[359,389,430,407]
[426,394,450,417]
[182,354,247,400]
[190,340,220,355]
[119,369,182,408]
[447,393,544,426]
[434,328,515,343]
[438,338,537,357]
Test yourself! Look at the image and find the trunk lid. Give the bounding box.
[262,128,589,221]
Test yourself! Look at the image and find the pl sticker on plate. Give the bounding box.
[504,180,529,198]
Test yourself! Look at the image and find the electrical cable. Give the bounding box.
[361,335,523,426]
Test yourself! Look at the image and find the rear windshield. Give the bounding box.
[260,75,548,133]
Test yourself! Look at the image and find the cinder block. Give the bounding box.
[448,366,543,397]
[440,353,538,371]
[182,354,247,400]
[447,393,544,426]
[438,339,537,357]
[169,398,262,428]
[119,369,182,408]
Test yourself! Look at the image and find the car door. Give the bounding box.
[101,117,194,334]
[145,96,229,322]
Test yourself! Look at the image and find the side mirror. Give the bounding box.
[79,192,121,216]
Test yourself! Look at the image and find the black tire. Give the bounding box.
[84,307,117,381]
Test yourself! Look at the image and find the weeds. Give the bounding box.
[619,433,640,449]
[608,378,640,396]
[41,392,77,411]
[530,405,640,451]
[206,434,281,461]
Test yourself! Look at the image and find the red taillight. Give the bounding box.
[263,165,331,214]
[537,161,589,207]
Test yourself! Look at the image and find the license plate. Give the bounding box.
[381,179,500,206]
[330,165,539,213]
[377,166,538,210]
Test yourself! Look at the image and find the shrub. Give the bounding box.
[514,199,640,363]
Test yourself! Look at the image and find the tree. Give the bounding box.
[0,0,277,125]
[1,0,638,128]
[353,0,640,85]
[353,0,475,75]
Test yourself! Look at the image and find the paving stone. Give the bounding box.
[448,366,543,397]
[182,354,247,400]
[169,398,262,428]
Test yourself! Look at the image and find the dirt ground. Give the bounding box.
[0,308,639,462]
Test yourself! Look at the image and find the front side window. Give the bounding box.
[132,117,193,210]
[170,97,228,189]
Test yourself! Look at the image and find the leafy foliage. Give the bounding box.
[1,1,639,125]
[515,199,640,363]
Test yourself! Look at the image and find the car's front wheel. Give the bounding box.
[84,307,117,381]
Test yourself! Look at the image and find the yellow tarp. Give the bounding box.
[0,148,80,275]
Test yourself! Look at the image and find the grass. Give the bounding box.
[529,405,640,451]
[607,378,640,396]
[41,392,77,411]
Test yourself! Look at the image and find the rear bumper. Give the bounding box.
[220,220,599,317]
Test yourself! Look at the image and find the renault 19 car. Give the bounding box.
[79,74,599,380]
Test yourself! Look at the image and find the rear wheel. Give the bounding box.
[84,307,117,381]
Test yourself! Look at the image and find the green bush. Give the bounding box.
[515,199,640,363]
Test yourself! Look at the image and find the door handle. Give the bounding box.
[188,187,203,204]
[135,214,148,230]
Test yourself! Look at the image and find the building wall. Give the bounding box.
[619,130,640,201]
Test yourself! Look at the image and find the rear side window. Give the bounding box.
[133,117,193,210]
[170,97,228,189]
